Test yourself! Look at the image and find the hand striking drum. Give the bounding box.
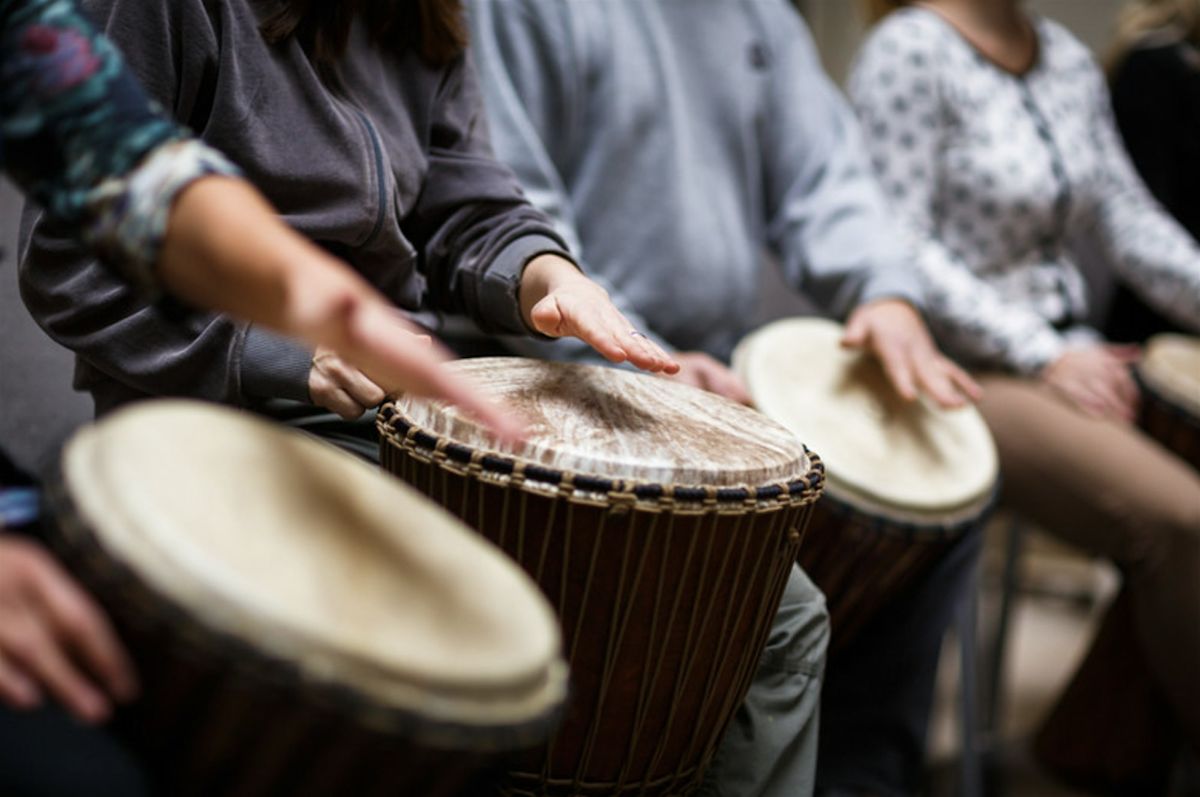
[733,318,999,654]
[44,401,567,797]
[378,358,825,797]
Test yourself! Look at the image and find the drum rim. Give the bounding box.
[378,403,826,511]
[1135,368,1200,428]
[1138,335,1200,418]
[732,316,1000,512]
[43,477,568,752]
[817,478,1000,538]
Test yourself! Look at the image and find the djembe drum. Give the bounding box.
[45,401,567,797]
[733,318,999,654]
[1136,334,1200,470]
[378,358,824,797]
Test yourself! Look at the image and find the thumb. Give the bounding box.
[530,295,567,338]
[841,314,869,349]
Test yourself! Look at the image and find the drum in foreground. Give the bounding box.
[379,358,824,797]
[733,318,999,654]
[47,401,566,797]
[1136,334,1200,470]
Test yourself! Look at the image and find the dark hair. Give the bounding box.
[260,0,468,66]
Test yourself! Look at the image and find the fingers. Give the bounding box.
[0,613,109,723]
[1104,344,1143,364]
[0,654,41,710]
[668,353,752,404]
[343,305,526,442]
[315,353,386,408]
[532,287,678,375]
[948,363,985,403]
[26,557,137,705]
[873,339,919,403]
[840,313,869,349]
[311,374,367,420]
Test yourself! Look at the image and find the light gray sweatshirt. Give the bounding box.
[464,0,925,362]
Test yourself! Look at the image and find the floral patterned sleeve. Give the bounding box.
[0,0,239,290]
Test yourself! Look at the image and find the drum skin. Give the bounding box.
[1137,335,1200,471]
[44,401,567,797]
[379,359,824,797]
[733,318,999,657]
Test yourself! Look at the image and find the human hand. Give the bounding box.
[668,352,753,405]
[0,538,137,723]
[160,178,522,439]
[1040,344,1141,422]
[842,299,982,408]
[519,255,680,375]
[308,346,388,421]
[290,270,523,439]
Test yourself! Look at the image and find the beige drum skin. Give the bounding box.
[734,318,999,653]
[48,400,566,797]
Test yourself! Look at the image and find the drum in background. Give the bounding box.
[1136,334,1200,470]
[378,358,824,797]
[46,401,566,797]
[733,318,999,655]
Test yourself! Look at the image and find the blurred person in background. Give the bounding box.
[853,0,1200,791]
[1107,0,1200,342]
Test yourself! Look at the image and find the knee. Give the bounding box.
[759,565,830,677]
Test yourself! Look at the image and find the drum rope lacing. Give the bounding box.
[377,401,823,795]
[378,405,825,513]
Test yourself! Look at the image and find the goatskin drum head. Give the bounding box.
[733,317,998,514]
[62,401,565,731]
[1141,334,1200,417]
[394,358,812,488]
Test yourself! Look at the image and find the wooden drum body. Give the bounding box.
[734,318,999,654]
[378,359,824,797]
[1136,334,1200,471]
[47,401,567,797]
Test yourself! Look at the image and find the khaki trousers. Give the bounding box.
[976,375,1200,748]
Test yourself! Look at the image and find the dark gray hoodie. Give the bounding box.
[19,0,572,414]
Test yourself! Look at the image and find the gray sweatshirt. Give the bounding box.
[19,0,572,414]
[465,0,925,363]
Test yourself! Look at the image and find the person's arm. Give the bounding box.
[849,19,1068,376]
[16,0,304,409]
[161,176,522,434]
[759,8,923,318]
[461,0,676,363]
[760,7,976,405]
[1085,55,1200,333]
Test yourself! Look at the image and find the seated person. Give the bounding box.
[852,0,1200,788]
[458,2,983,795]
[19,0,676,462]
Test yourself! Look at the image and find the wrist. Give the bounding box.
[519,254,582,327]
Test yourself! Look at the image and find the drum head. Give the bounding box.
[61,401,565,735]
[393,358,811,488]
[1141,334,1200,417]
[733,318,998,515]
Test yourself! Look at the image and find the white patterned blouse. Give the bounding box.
[850,7,1200,374]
